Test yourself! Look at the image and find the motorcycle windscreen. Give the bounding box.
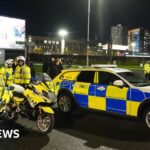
[37,73,52,82]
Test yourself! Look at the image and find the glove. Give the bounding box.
[6,73,10,78]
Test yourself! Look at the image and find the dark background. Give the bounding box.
[0,0,150,42]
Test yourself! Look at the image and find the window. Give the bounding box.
[77,71,95,83]
[60,71,80,80]
[99,71,120,85]
[118,72,150,87]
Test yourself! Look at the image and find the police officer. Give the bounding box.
[144,61,150,79]
[0,59,14,86]
[26,57,36,82]
[49,58,58,79]
[43,57,49,73]
[14,56,31,86]
[56,58,63,74]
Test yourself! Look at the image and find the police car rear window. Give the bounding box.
[77,71,95,83]
[60,71,80,80]
[99,71,120,85]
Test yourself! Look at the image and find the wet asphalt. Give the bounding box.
[0,109,150,150]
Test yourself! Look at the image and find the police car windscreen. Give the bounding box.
[118,72,150,87]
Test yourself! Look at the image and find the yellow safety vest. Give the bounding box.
[0,86,13,103]
[144,63,150,74]
[0,67,13,86]
[14,65,31,85]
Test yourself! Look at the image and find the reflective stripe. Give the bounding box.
[15,72,30,74]
[15,77,31,79]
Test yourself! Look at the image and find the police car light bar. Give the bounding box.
[91,64,117,68]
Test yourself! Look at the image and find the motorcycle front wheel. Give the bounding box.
[37,113,54,135]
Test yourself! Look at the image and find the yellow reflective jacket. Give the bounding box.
[144,63,150,74]
[0,67,13,86]
[14,65,31,85]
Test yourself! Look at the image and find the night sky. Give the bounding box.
[0,0,150,43]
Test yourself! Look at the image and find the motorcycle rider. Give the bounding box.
[0,59,14,86]
[14,56,31,87]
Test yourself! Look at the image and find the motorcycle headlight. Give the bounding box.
[42,90,57,103]
[48,92,57,103]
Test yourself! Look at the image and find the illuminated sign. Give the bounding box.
[102,44,128,51]
[0,16,25,49]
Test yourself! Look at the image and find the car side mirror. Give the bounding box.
[113,80,124,87]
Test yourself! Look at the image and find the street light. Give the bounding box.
[86,0,91,67]
[58,29,68,54]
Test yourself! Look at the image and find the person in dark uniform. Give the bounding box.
[49,58,58,79]
[67,58,73,68]
[43,57,49,73]
[56,58,63,74]
[26,57,36,82]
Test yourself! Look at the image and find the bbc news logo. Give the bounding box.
[0,129,20,138]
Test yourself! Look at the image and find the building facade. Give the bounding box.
[128,28,144,53]
[144,30,150,53]
[111,24,128,45]
[27,35,86,55]
[102,44,128,56]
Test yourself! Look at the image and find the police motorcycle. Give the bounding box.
[31,73,57,105]
[0,73,56,135]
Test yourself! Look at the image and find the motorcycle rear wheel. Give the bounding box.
[37,113,54,135]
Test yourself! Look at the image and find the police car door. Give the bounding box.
[73,71,95,107]
[98,71,129,115]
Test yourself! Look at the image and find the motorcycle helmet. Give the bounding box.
[5,59,14,68]
[17,56,26,62]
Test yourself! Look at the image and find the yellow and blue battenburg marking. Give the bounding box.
[59,80,150,117]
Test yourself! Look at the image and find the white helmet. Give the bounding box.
[5,59,14,67]
[17,56,26,62]
[51,58,55,62]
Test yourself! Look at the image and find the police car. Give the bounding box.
[53,65,150,129]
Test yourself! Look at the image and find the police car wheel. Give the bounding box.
[143,107,150,129]
[58,93,76,113]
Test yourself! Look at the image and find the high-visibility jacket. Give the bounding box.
[144,63,150,74]
[0,86,12,103]
[0,67,13,86]
[14,65,31,85]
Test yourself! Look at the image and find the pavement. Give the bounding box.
[0,110,150,150]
